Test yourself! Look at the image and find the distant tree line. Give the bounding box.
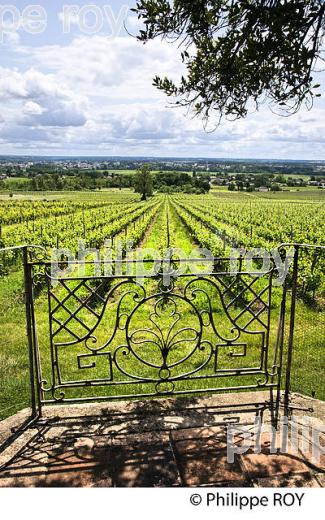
[154,171,210,194]
[1,159,325,178]
[0,167,210,194]
[224,173,314,192]
[1,167,322,194]
[0,171,134,191]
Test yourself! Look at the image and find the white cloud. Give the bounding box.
[29,35,183,99]
[0,32,324,158]
[0,66,87,129]
[23,101,44,115]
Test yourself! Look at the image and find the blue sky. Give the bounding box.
[0,0,325,159]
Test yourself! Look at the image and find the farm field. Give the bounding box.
[210,186,325,200]
[0,190,324,419]
[0,189,134,201]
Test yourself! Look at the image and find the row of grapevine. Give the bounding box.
[171,195,325,299]
[173,195,324,247]
[0,198,162,273]
[1,200,156,250]
[0,193,138,226]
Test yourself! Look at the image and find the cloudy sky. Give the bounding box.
[0,0,325,159]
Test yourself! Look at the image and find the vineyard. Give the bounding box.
[1,191,324,298]
[0,190,324,418]
[1,191,324,255]
[171,194,325,299]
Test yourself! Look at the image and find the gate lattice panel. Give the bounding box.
[29,258,283,407]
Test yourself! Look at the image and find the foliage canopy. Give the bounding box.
[134,164,154,200]
[132,0,325,123]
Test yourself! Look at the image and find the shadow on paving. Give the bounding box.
[0,393,324,487]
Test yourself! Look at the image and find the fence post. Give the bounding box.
[22,247,37,418]
[284,245,299,416]
[272,277,287,429]
[166,205,170,249]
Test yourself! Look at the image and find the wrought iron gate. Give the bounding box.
[2,243,323,424]
[24,250,289,415]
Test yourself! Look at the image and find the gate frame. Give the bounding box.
[1,243,324,433]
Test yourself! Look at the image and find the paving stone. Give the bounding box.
[0,468,113,488]
[111,431,170,446]
[174,451,247,486]
[253,472,321,488]
[0,392,323,488]
[240,451,310,479]
[109,435,181,487]
[171,429,246,486]
[238,429,322,480]
[296,430,325,472]
[170,425,226,442]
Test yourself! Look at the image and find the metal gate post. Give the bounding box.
[284,245,299,416]
[22,246,38,418]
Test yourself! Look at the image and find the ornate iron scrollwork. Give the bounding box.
[35,259,276,403]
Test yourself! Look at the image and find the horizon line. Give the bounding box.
[0,154,324,163]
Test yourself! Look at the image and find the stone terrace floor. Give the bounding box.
[0,391,324,487]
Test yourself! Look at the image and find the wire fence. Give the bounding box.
[288,276,325,401]
[0,247,33,422]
